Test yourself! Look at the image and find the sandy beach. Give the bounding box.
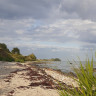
[0,61,78,96]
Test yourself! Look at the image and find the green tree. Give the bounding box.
[0,48,14,61]
[51,58,61,61]
[25,53,37,61]
[11,47,20,54]
[12,54,25,62]
[0,43,10,52]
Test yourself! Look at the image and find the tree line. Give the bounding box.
[0,43,37,62]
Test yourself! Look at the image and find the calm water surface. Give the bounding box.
[36,61,96,73]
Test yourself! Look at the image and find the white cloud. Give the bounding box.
[0,18,96,45]
[91,31,96,35]
[15,30,24,35]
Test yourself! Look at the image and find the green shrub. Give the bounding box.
[0,49,14,62]
[15,59,24,63]
[25,53,37,61]
[12,54,25,62]
[0,43,10,52]
[59,57,96,96]
[0,43,37,62]
[51,58,61,61]
[11,47,20,54]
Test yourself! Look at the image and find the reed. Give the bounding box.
[59,57,96,96]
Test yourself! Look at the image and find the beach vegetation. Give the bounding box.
[12,54,25,62]
[11,47,20,54]
[38,58,61,61]
[0,43,37,62]
[0,43,10,52]
[0,48,14,62]
[59,57,96,96]
[51,58,61,61]
[25,53,37,61]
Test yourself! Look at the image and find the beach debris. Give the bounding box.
[7,90,14,96]
[1,63,76,96]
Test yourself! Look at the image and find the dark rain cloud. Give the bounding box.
[60,0,96,21]
[0,0,60,19]
[0,0,96,21]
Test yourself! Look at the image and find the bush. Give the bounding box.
[25,53,37,61]
[0,49,14,62]
[11,47,20,54]
[0,43,37,62]
[12,54,25,62]
[15,59,25,63]
[51,58,61,61]
[0,43,10,52]
[59,57,96,96]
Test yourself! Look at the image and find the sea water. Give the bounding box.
[36,61,96,73]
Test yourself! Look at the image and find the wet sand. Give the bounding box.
[0,61,78,96]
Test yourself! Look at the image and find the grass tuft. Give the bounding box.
[59,57,96,96]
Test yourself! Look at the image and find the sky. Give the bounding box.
[0,0,96,61]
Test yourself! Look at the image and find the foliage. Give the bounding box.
[0,49,14,62]
[0,43,10,52]
[25,53,37,61]
[0,43,37,62]
[51,58,61,61]
[40,58,61,61]
[12,54,25,62]
[59,57,96,96]
[11,47,20,54]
